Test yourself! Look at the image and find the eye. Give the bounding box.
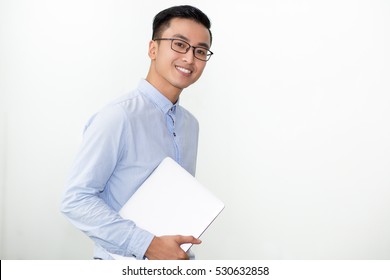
[173,40,187,50]
[195,48,207,57]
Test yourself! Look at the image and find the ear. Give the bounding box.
[148,40,157,59]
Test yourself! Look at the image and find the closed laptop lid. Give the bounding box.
[110,157,224,259]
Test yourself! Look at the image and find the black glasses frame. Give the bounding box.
[153,38,213,61]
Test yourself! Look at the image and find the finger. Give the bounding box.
[176,235,202,245]
[178,250,190,260]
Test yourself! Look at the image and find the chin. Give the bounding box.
[173,81,193,90]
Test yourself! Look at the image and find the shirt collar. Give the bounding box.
[138,79,178,114]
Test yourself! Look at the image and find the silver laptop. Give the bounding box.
[109,157,225,259]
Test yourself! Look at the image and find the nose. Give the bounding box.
[182,47,195,64]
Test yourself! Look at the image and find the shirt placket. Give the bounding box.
[167,106,180,163]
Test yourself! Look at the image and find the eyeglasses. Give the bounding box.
[153,38,213,61]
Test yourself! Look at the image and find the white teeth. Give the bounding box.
[176,66,191,74]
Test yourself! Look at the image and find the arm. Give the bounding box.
[61,105,154,259]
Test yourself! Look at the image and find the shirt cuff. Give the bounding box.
[127,227,155,260]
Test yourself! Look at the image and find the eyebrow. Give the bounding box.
[172,34,210,49]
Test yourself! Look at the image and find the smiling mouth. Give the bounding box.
[176,66,192,75]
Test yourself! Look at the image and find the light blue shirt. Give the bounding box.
[61,79,199,259]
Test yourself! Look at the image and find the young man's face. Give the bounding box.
[148,17,211,97]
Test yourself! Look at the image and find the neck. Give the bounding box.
[146,75,182,104]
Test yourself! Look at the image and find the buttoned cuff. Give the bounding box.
[126,227,155,260]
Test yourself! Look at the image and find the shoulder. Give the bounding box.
[85,90,145,129]
[85,104,126,132]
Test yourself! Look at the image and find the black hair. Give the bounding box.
[152,5,212,45]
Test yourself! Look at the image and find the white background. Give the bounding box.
[0,0,389,259]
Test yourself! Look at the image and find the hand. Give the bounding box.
[144,235,202,260]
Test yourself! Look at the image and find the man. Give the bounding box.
[61,5,213,260]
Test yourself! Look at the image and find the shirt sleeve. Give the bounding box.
[60,104,154,259]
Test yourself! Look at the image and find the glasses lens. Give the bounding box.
[194,47,211,61]
[171,39,190,54]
